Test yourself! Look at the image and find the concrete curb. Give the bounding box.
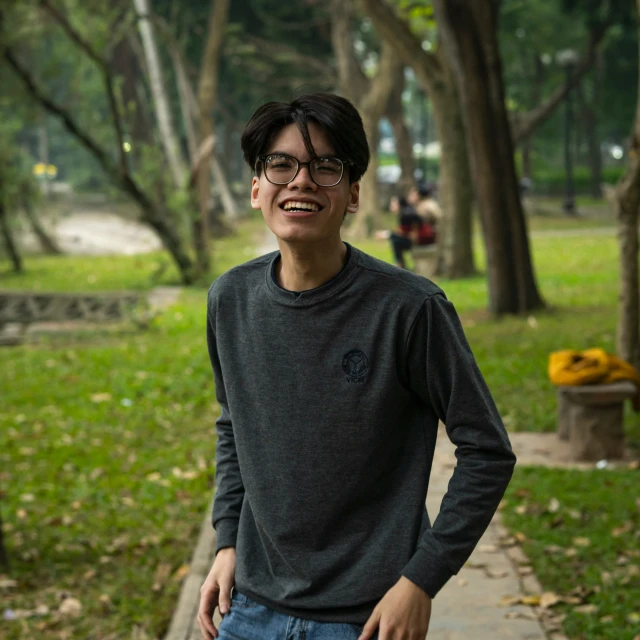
[164,505,217,640]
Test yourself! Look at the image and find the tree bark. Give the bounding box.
[133,0,188,189]
[0,194,23,273]
[385,71,416,194]
[614,0,640,370]
[578,73,603,199]
[433,0,544,314]
[0,512,8,568]
[21,193,62,254]
[356,0,476,277]
[331,0,399,237]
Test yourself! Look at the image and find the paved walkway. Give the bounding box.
[165,429,580,640]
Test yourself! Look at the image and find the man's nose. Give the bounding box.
[288,164,316,190]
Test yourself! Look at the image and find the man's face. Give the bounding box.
[251,122,360,246]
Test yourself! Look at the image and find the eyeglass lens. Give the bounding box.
[264,155,343,186]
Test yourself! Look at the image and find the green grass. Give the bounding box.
[0,291,215,639]
[1,209,639,639]
[503,467,640,640]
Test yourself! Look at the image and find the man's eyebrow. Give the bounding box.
[265,150,337,157]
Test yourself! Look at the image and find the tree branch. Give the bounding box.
[512,21,610,143]
[6,49,114,182]
[330,0,369,100]
[242,34,335,82]
[356,0,442,92]
[40,0,127,175]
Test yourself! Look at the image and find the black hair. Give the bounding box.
[397,196,409,208]
[241,92,369,184]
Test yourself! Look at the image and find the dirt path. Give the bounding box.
[21,211,162,255]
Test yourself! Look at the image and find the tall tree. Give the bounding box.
[614,0,640,370]
[2,2,196,282]
[330,0,400,237]
[193,0,231,275]
[133,0,188,189]
[356,0,476,278]
[432,0,544,314]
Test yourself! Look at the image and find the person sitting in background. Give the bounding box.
[377,195,435,270]
[408,184,442,232]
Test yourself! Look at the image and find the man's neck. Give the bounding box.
[275,239,348,292]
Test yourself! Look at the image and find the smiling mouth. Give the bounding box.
[280,201,322,213]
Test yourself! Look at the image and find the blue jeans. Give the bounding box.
[217,590,379,640]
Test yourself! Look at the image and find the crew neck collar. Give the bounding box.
[266,243,358,306]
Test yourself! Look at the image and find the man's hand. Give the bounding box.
[197,547,236,639]
[359,576,432,640]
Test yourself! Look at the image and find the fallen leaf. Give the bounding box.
[499,595,522,607]
[540,592,561,609]
[600,615,614,623]
[612,522,633,537]
[152,564,172,592]
[628,612,640,624]
[514,532,527,543]
[548,498,560,513]
[521,595,541,606]
[0,578,17,589]
[544,545,564,554]
[505,610,537,620]
[574,604,598,614]
[457,578,468,587]
[20,494,35,502]
[514,505,528,515]
[90,393,112,403]
[172,564,190,581]
[519,566,534,575]
[58,598,81,617]
[573,537,591,547]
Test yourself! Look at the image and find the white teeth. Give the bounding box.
[283,201,320,212]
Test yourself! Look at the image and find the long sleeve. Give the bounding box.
[400,293,517,598]
[207,298,245,553]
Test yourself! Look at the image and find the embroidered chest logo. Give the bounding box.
[342,350,369,384]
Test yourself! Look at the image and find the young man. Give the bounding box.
[199,93,516,640]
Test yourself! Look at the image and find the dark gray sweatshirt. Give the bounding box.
[206,244,516,624]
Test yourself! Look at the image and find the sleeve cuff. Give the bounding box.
[214,518,239,554]
[401,547,452,599]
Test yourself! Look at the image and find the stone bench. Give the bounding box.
[557,381,637,461]
[0,290,148,345]
[411,244,439,279]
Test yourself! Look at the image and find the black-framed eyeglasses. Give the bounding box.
[257,153,351,187]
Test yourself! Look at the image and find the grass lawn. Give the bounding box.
[0,207,638,640]
[502,467,640,640]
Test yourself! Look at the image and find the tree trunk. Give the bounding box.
[0,196,23,273]
[193,0,231,276]
[0,509,8,569]
[355,0,476,277]
[614,0,640,370]
[386,71,416,194]
[578,74,602,199]
[21,192,62,254]
[330,0,400,237]
[433,0,544,314]
[429,56,476,278]
[133,0,188,189]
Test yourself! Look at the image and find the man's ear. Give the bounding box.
[250,176,261,209]
[346,181,360,214]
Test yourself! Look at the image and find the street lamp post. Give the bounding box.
[556,49,579,216]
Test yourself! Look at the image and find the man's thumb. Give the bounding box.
[218,585,232,615]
